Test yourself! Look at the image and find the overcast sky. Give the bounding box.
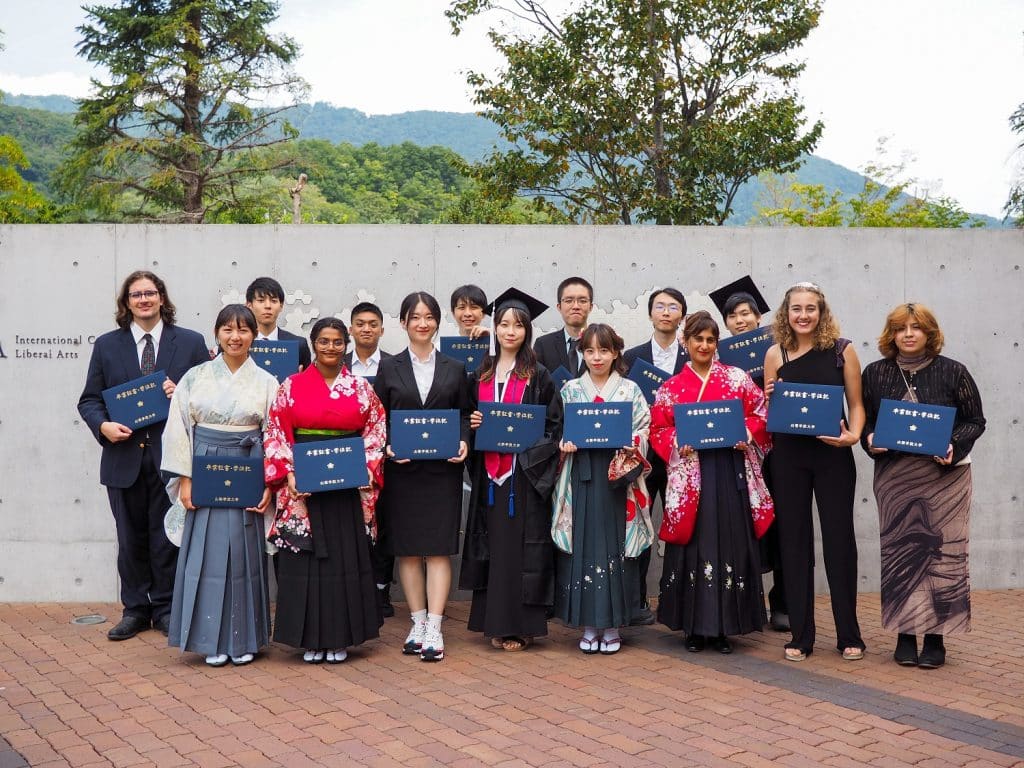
[2,0,1021,217]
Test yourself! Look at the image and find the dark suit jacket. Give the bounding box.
[342,348,392,372]
[277,328,312,370]
[622,337,689,376]
[534,329,576,375]
[78,325,210,489]
[373,350,473,474]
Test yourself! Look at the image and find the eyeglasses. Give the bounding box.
[314,338,346,348]
[559,297,591,306]
[653,302,682,313]
[128,290,160,300]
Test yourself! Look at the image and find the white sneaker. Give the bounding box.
[326,649,348,664]
[205,654,229,667]
[402,621,426,655]
[230,653,254,666]
[420,624,444,662]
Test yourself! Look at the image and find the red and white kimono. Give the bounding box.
[650,360,773,546]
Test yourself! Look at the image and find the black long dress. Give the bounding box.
[461,367,562,640]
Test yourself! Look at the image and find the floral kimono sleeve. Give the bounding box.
[357,378,387,522]
[739,373,771,454]
[160,365,198,481]
[649,383,678,463]
[263,378,295,491]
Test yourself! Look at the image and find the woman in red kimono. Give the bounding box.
[650,311,774,654]
[264,317,386,664]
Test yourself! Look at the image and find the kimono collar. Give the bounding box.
[578,370,622,401]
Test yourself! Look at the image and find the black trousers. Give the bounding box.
[772,443,864,653]
[105,444,177,622]
[635,450,666,612]
[760,457,787,614]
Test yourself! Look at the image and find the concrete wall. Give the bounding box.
[0,224,1020,602]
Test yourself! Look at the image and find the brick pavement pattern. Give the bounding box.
[1,592,1022,767]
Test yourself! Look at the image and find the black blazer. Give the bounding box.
[373,350,474,472]
[534,329,576,375]
[277,327,312,370]
[78,324,210,488]
[622,338,689,376]
[342,348,392,371]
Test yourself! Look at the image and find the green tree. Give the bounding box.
[1007,101,1024,226]
[755,144,983,228]
[56,0,307,222]
[446,0,824,224]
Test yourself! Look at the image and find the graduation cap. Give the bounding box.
[488,287,549,356]
[708,275,770,320]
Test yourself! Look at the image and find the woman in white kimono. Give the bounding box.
[162,305,279,667]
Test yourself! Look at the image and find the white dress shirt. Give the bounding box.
[130,320,164,367]
[563,329,582,372]
[350,348,382,378]
[257,327,279,341]
[650,336,680,375]
[409,347,436,402]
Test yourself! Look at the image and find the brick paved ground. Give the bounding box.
[1,592,1021,767]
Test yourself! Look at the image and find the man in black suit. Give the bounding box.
[622,287,689,625]
[343,301,396,616]
[78,271,210,640]
[533,276,594,376]
[245,276,312,371]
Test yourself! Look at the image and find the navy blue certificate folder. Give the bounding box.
[250,340,301,383]
[628,358,670,405]
[292,437,368,493]
[390,409,461,460]
[475,403,546,453]
[718,327,772,377]
[550,365,573,391]
[767,382,843,437]
[674,399,746,450]
[102,370,169,429]
[872,398,955,456]
[563,402,632,449]
[439,337,489,373]
[191,456,265,508]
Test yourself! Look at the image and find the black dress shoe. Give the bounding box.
[629,606,656,626]
[918,634,946,669]
[894,633,918,666]
[107,616,150,641]
[684,634,705,652]
[378,585,395,619]
[712,635,733,654]
[769,611,790,632]
[153,615,171,635]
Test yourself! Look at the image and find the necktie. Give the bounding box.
[567,337,579,376]
[141,333,155,375]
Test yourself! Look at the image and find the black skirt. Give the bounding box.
[378,461,463,556]
[273,485,382,650]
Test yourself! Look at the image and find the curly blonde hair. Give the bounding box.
[771,282,841,351]
[877,303,944,359]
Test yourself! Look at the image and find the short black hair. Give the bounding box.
[722,292,761,320]
[215,304,258,337]
[647,287,686,316]
[246,276,284,303]
[399,291,442,325]
[450,284,488,312]
[310,316,349,347]
[350,301,383,322]
[557,276,593,303]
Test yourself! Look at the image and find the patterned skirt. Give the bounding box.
[876,456,972,635]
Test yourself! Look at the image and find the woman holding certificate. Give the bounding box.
[861,303,985,669]
[374,292,473,662]
[552,323,652,655]
[650,311,774,654]
[263,317,386,664]
[461,289,561,652]
[162,305,278,667]
[764,282,866,662]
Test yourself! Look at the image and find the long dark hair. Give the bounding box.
[115,270,176,329]
[476,305,537,382]
[579,323,628,376]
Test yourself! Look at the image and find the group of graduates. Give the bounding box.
[79,269,984,671]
